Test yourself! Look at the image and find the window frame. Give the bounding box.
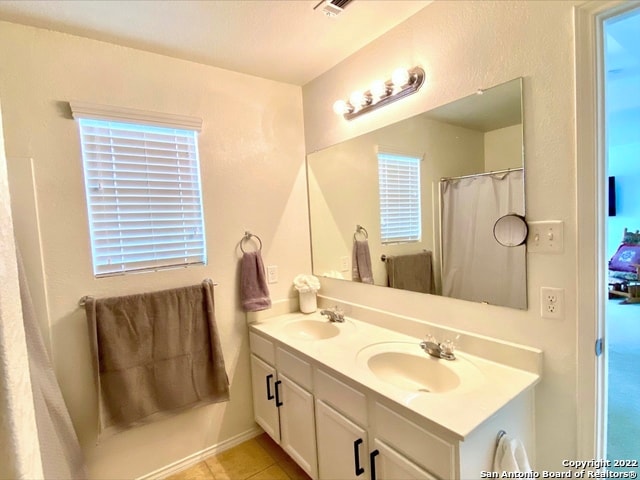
[70,102,207,277]
[376,148,423,245]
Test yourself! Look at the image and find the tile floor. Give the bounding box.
[166,433,312,480]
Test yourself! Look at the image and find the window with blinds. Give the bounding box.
[377,151,422,244]
[77,118,206,277]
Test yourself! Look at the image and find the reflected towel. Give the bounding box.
[241,250,272,312]
[385,251,435,294]
[493,434,532,473]
[352,240,373,284]
[85,280,230,438]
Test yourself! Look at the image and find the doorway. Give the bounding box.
[604,7,640,468]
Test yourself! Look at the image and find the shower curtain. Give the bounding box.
[0,245,87,479]
[441,170,526,309]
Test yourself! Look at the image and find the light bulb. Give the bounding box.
[349,90,366,109]
[391,67,411,88]
[370,79,389,100]
[333,99,349,115]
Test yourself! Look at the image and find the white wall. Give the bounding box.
[303,0,581,471]
[0,21,310,479]
[484,124,523,172]
[607,108,640,257]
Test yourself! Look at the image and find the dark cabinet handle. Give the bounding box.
[370,449,380,480]
[353,438,365,476]
[275,380,283,407]
[266,374,274,400]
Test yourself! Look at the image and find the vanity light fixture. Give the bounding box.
[333,66,426,120]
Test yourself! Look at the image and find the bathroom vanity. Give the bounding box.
[248,309,541,480]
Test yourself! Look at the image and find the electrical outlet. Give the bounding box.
[266,265,278,284]
[340,256,350,272]
[540,287,564,319]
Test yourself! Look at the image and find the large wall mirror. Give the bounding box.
[307,77,527,309]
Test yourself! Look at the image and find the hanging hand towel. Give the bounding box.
[241,250,272,312]
[352,239,374,284]
[493,434,532,474]
[85,279,230,439]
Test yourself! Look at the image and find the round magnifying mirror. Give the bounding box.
[493,214,528,247]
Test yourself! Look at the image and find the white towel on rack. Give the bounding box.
[493,434,531,474]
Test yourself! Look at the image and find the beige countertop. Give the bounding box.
[249,311,541,440]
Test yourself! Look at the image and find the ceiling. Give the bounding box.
[0,0,431,86]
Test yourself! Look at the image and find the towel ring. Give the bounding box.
[354,225,369,241]
[240,231,263,253]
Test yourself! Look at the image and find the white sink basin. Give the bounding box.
[281,316,354,340]
[357,342,485,394]
[367,351,460,393]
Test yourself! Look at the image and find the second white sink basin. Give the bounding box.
[367,351,460,393]
[357,342,485,394]
[281,316,355,340]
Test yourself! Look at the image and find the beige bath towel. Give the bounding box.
[385,251,435,294]
[85,279,229,438]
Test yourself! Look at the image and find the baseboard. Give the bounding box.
[136,426,263,480]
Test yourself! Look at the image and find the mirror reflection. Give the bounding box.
[307,77,526,309]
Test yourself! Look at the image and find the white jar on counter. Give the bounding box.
[298,290,317,313]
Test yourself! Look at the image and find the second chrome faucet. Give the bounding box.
[419,334,459,361]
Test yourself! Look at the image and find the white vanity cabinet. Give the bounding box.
[249,332,318,479]
[371,439,436,480]
[314,368,438,480]
[249,323,536,480]
[314,368,369,480]
[315,400,369,479]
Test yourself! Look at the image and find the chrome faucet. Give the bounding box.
[419,334,458,361]
[320,306,345,323]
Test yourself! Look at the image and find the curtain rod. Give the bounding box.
[440,167,523,182]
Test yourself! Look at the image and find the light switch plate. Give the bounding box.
[340,256,350,272]
[266,265,278,284]
[527,221,564,253]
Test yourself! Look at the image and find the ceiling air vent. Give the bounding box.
[313,0,355,17]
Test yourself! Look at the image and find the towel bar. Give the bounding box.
[354,225,368,241]
[240,231,263,253]
[78,278,219,307]
[381,250,429,262]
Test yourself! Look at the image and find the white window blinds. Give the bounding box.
[377,151,422,244]
[77,118,207,276]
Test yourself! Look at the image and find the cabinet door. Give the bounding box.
[250,354,280,442]
[279,374,318,479]
[316,400,369,480]
[371,439,437,480]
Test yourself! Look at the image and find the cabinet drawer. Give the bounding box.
[249,331,275,365]
[315,369,367,427]
[374,403,454,479]
[276,347,312,391]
